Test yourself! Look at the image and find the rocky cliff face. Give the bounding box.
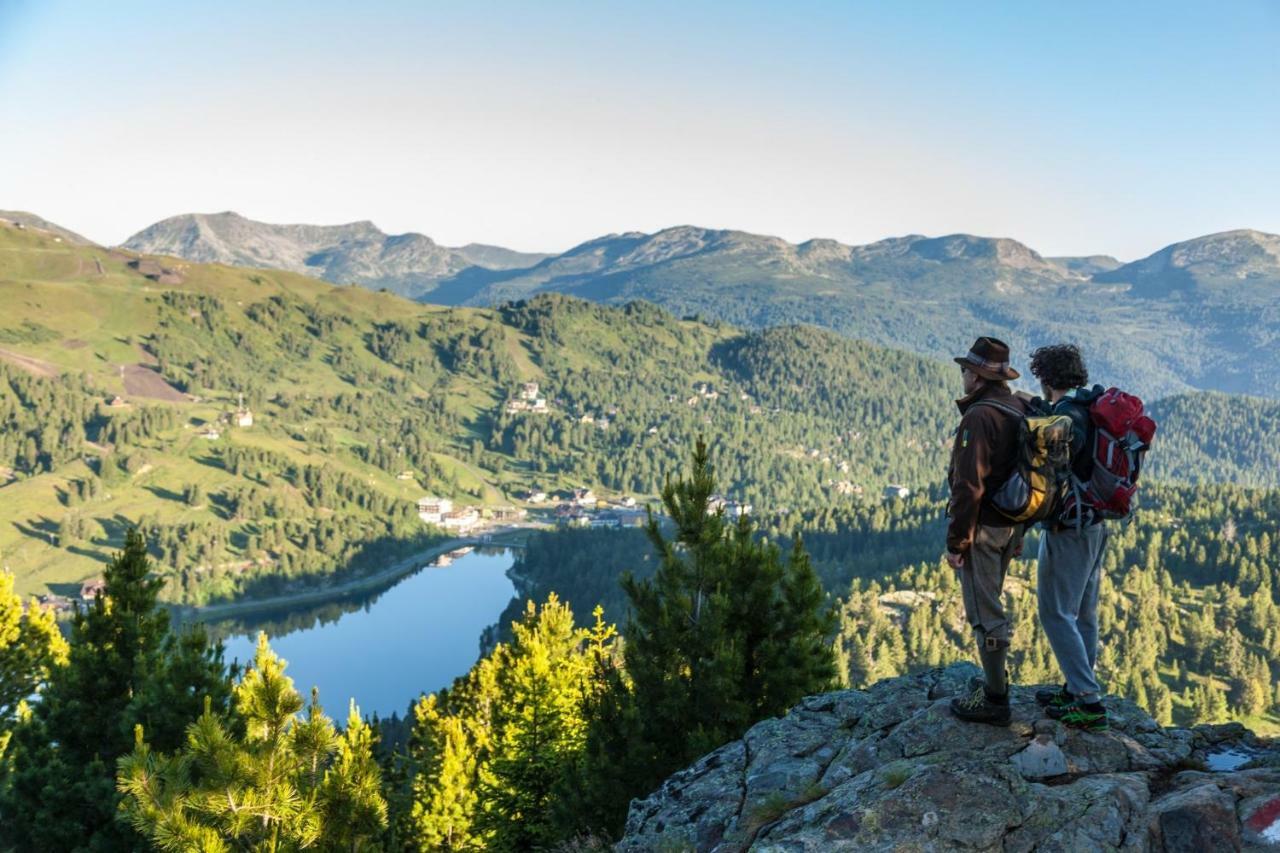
[617,663,1280,852]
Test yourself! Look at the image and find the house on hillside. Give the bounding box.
[506,382,549,414]
[573,487,596,507]
[234,393,254,427]
[80,578,106,601]
[884,484,911,501]
[107,395,128,408]
[524,489,548,503]
[396,470,416,481]
[199,427,221,440]
[707,494,751,519]
[417,496,454,525]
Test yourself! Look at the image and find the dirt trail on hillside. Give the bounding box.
[0,348,59,377]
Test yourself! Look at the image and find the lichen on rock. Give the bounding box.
[616,663,1280,852]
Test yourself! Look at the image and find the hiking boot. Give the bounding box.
[1036,684,1073,709]
[1047,700,1109,732]
[969,669,1013,695]
[950,685,1011,726]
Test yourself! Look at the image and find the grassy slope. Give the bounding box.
[0,227,454,592]
[0,225,743,594]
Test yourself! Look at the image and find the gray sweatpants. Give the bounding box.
[1037,523,1107,703]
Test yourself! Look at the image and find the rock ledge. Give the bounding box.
[616,663,1280,852]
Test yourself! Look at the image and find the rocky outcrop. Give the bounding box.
[616,663,1280,852]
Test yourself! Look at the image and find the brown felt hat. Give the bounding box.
[954,336,1020,381]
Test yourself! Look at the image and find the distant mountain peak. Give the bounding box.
[1096,229,1280,295]
[121,212,546,299]
[0,210,95,245]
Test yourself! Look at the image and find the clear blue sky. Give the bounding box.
[1,0,1276,257]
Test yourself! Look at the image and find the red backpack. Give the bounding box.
[1060,388,1157,525]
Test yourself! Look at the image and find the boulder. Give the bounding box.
[616,663,1280,852]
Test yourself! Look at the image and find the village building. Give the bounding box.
[417,496,454,524]
[199,427,221,440]
[107,395,128,408]
[506,382,549,414]
[884,484,911,501]
[440,507,480,533]
[36,593,74,615]
[234,393,253,427]
[396,470,416,481]
[708,494,752,518]
[80,578,106,601]
[490,505,527,522]
[618,495,637,508]
[590,511,622,529]
[573,487,596,507]
[524,489,548,503]
[694,383,718,400]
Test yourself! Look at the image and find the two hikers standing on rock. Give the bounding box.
[944,337,1130,732]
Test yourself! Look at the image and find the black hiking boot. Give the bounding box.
[1047,699,1109,732]
[950,685,1011,726]
[1036,684,1073,709]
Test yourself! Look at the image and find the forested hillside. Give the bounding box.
[3,220,1277,610]
[1147,392,1280,487]
[508,482,1280,736]
[0,222,956,604]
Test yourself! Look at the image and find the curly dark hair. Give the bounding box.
[1029,344,1089,390]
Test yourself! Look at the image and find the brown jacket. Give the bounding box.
[946,382,1028,554]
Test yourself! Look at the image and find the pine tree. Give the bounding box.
[321,702,388,850]
[406,695,481,851]
[0,571,69,757]
[0,528,201,852]
[590,439,836,835]
[118,633,388,851]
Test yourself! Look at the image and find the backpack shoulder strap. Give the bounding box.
[971,399,1025,421]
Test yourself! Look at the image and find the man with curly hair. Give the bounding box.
[1028,343,1110,732]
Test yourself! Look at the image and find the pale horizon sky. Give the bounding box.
[1,1,1277,259]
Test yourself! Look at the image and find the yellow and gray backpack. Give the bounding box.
[974,400,1074,523]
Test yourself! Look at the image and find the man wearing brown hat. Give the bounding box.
[946,336,1028,725]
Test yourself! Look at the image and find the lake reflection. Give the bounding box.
[217,547,516,718]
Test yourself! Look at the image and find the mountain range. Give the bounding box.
[76,212,1280,398]
[121,212,550,300]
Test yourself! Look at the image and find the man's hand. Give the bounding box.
[945,551,965,570]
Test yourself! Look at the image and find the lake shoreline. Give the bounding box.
[175,528,533,625]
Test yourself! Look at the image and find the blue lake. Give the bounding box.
[218,548,516,719]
